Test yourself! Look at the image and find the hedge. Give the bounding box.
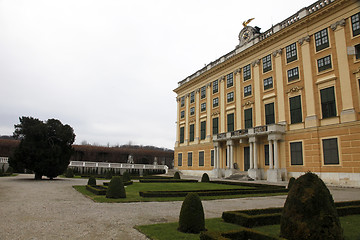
[103,181,133,186]
[86,185,108,195]
[139,188,288,198]
[222,201,360,227]
[139,179,198,183]
[200,228,287,240]
[210,180,286,189]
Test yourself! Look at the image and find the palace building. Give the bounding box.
[173,0,360,186]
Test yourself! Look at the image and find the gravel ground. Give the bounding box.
[0,174,359,240]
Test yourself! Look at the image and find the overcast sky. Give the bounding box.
[0,0,316,149]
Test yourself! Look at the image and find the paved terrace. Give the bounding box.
[0,174,359,240]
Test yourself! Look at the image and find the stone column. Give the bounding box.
[267,133,282,182]
[274,139,279,169]
[253,140,258,169]
[269,140,273,169]
[299,35,318,128]
[331,19,356,122]
[248,136,261,180]
[249,141,254,169]
[227,140,234,169]
[214,142,219,169]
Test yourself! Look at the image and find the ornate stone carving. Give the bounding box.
[298,35,310,45]
[272,49,283,57]
[189,118,196,123]
[234,68,242,75]
[330,19,346,31]
[211,111,220,116]
[286,86,303,94]
[242,100,254,107]
[195,88,200,93]
[219,76,225,82]
[206,82,212,88]
[251,59,260,67]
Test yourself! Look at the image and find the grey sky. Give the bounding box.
[0,0,316,149]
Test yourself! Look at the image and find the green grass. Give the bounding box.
[136,215,360,240]
[73,182,287,203]
[135,218,241,240]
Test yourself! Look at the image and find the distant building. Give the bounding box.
[173,0,360,186]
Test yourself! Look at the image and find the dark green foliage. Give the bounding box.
[200,228,287,240]
[201,173,210,182]
[174,171,181,179]
[106,176,126,199]
[280,172,343,240]
[86,185,107,195]
[122,171,131,182]
[6,166,13,174]
[105,170,112,179]
[87,176,96,186]
[178,193,205,233]
[65,168,74,178]
[287,177,295,190]
[9,117,75,180]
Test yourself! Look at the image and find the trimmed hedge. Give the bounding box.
[210,180,286,189]
[103,181,133,186]
[178,193,205,233]
[139,179,198,183]
[106,176,126,199]
[139,188,287,198]
[86,185,108,195]
[201,173,210,182]
[200,228,287,240]
[87,176,96,186]
[222,201,360,228]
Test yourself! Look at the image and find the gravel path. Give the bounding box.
[0,174,359,240]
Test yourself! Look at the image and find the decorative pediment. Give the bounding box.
[242,100,254,107]
[286,86,303,94]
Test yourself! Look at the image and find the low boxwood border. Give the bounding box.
[139,179,198,183]
[210,180,286,189]
[200,228,286,240]
[103,181,133,186]
[222,201,360,227]
[86,185,108,195]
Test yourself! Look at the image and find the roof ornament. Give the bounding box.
[242,18,255,28]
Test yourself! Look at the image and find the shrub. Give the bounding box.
[287,177,295,190]
[87,176,96,186]
[6,166,13,174]
[174,171,181,179]
[105,170,112,179]
[106,176,126,199]
[122,171,131,182]
[178,193,205,233]
[280,172,343,240]
[201,173,210,182]
[65,168,74,178]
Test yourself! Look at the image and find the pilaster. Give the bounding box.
[206,83,212,141]
[252,60,262,126]
[219,76,226,133]
[234,68,242,130]
[273,49,286,123]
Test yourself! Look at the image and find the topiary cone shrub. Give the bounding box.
[280,172,343,240]
[122,171,131,182]
[87,176,96,186]
[178,193,206,233]
[174,171,181,179]
[106,176,126,199]
[287,177,295,190]
[65,168,74,178]
[201,173,210,182]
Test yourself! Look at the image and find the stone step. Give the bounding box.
[226,171,252,180]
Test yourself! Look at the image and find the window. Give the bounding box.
[320,86,337,119]
[351,12,360,36]
[180,97,185,107]
[355,44,360,60]
[323,138,339,165]
[265,103,275,125]
[211,150,214,166]
[244,108,253,129]
[188,152,193,166]
[244,85,252,97]
[190,91,195,103]
[263,54,272,73]
[289,96,302,124]
[180,110,185,119]
[201,102,206,112]
[315,28,329,51]
[200,121,206,140]
[213,97,219,108]
[227,92,234,103]
[199,151,204,166]
[227,113,234,132]
[264,144,269,166]
[286,43,297,63]
[201,86,206,99]
[317,55,332,72]
[178,153,182,166]
[190,107,195,116]
[189,124,194,142]
[213,117,218,135]
[290,142,303,165]
[180,127,184,144]
[264,77,273,90]
[213,80,218,94]
[243,64,251,81]
[227,73,233,88]
[287,67,299,82]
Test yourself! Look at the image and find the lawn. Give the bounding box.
[73,182,287,203]
[136,215,360,240]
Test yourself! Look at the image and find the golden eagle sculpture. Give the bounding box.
[242,18,255,27]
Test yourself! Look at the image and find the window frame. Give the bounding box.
[351,12,360,37]
[189,124,194,142]
[290,142,303,165]
[179,126,184,144]
[201,102,206,112]
[287,67,299,82]
[244,108,253,129]
[317,55,332,72]
[244,85,252,97]
[190,107,195,116]
[190,91,195,103]
[265,102,275,125]
[212,117,218,135]
[211,149,214,166]
[187,152,193,166]
[315,28,330,51]
[262,54,272,73]
[199,151,204,167]
[243,64,251,81]
[320,86,337,119]
[286,43,297,63]
[180,97,185,107]
[227,91,234,103]
[200,121,206,140]
[263,76,273,90]
[178,153,182,166]
[289,95,302,124]
[213,97,219,108]
[201,86,206,99]
[180,110,185,119]
[322,138,340,165]
[213,80,219,94]
[227,73,234,88]
[227,113,234,132]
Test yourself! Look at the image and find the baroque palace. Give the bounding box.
[173,0,360,186]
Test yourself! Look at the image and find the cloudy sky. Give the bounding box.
[0,0,316,149]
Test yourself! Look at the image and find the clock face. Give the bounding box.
[242,30,251,41]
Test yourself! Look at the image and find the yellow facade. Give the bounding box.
[174,0,360,186]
